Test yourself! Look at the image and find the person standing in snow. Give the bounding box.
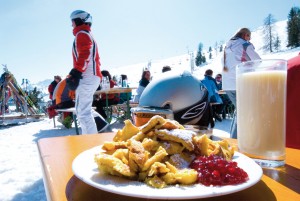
[66,10,109,134]
[222,28,261,139]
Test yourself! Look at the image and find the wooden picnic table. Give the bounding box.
[94,87,137,121]
[94,87,135,95]
[37,131,300,201]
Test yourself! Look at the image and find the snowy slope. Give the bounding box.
[109,20,299,85]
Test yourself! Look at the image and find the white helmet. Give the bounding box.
[70,10,92,24]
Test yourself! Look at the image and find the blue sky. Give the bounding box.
[0,0,298,83]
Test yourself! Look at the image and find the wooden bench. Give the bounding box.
[53,107,97,134]
[55,107,80,135]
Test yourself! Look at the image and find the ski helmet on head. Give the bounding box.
[138,71,212,127]
[70,10,92,24]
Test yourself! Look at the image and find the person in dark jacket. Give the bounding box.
[201,69,223,122]
[48,75,62,101]
[133,69,151,103]
[53,79,75,109]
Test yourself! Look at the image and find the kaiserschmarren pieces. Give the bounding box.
[159,141,185,155]
[145,175,167,189]
[169,152,195,169]
[147,162,170,177]
[142,146,168,171]
[102,141,128,151]
[94,115,235,188]
[112,148,129,165]
[160,120,185,130]
[94,153,136,178]
[113,120,140,142]
[140,115,167,133]
[155,129,196,151]
[127,139,149,170]
[162,162,198,185]
[218,140,235,160]
[141,138,160,152]
[193,134,235,160]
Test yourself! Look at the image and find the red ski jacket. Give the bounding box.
[72,24,102,78]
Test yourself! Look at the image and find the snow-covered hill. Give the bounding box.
[33,20,299,94]
[108,20,299,86]
[32,79,52,101]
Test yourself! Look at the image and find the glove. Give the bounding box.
[47,105,58,119]
[66,68,82,90]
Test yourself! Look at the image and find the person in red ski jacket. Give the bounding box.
[67,10,108,134]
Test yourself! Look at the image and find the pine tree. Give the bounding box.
[274,35,281,52]
[28,87,43,108]
[219,44,223,52]
[195,43,204,66]
[202,54,206,63]
[287,7,300,48]
[263,14,276,52]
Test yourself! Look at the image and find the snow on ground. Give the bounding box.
[0,116,230,201]
[0,118,75,201]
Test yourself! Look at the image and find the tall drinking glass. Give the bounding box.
[236,59,287,168]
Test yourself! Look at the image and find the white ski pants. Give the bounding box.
[75,75,100,134]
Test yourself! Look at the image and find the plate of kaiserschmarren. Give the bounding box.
[72,115,262,199]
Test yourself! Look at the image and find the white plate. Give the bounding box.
[72,146,263,200]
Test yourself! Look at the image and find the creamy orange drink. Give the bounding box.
[236,60,287,167]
